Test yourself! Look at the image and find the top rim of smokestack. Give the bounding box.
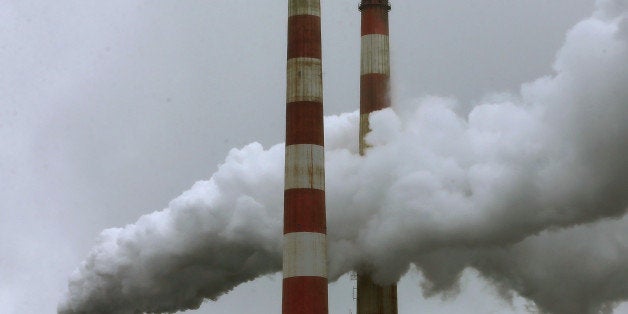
[359,0,391,11]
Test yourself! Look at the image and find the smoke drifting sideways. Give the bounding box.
[59,2,628,314]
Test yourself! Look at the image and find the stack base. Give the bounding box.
[357,275,398,314]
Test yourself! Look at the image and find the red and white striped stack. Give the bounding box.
[357,1,398,314]
[283,1,328,314]
[359,0,392,154]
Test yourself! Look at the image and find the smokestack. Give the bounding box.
[283,1,327,314]
[358,0,392,154]
[357,1,398,314]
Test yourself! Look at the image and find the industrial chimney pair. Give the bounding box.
[283,1,395,313]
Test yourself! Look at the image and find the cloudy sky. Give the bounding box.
[1,0,627,313]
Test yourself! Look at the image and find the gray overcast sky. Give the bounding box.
[1,0,626,313]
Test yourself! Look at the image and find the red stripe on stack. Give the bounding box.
[361,8,389,35]
[284,189,326,234]
[283,277,328,313]
[288,16,322,59]
[360,74,390,113]
[286,102,324,146]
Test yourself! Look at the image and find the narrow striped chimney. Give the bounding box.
[283,1,328,314]
[357,1,398,314]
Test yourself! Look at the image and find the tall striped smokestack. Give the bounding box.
[358,0,392,154]
[283,1,328,314]
[357,1,398,314]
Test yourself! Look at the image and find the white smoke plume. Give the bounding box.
[59,1,628,313]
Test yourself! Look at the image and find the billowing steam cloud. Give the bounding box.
[59,1,628,313]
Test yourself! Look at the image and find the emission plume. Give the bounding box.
[59,1,628,313]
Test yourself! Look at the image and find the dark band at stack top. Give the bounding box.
[359,0,391,11]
